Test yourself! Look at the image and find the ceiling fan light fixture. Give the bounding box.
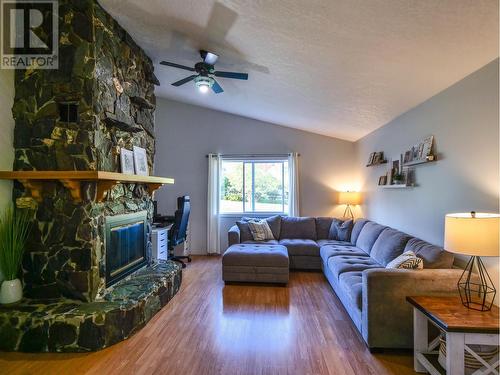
[161,50,246,94]
[195,76,214,93]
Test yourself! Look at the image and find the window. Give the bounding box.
[220,158,289,214]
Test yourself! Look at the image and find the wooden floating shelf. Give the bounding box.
[366,160,388,167]
[403,155,437,168]
[0,171,174,203]
[380,184,415,189]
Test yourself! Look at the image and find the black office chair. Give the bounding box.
[168,196,192,268]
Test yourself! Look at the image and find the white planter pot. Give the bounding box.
[0,279,23,304]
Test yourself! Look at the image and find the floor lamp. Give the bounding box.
[444,212,499,311]
[338,191,362,220]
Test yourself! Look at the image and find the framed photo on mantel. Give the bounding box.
[120,148,135,174]
[133,146,149,176]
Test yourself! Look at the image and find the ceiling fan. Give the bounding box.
[160,50,248,94]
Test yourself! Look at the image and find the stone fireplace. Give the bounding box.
[0,0,182,353]
[11,0,160,302]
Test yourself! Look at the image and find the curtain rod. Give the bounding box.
[205,153,300,158]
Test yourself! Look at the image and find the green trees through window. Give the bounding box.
[220,160,289,214]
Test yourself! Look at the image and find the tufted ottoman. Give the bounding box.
[222,243,289,284]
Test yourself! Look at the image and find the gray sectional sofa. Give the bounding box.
[228,216,463,350]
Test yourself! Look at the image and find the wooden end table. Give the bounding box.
[407,296,500,375]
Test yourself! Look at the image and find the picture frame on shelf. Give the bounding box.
[392,159,400,175]
[120,148,135,174]
[404,150,411,164]
[386,170,393,185]
[368,152,376,165]
[404,136,435,165]
[412,144,419,160]
[133,146,149,176]
[421,135,434,159]
[373,152,384,164]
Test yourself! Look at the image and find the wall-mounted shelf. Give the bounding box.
[380,184,415,189]
[0,171,174,203]
[366,160,387,167]
[403,155,437,168]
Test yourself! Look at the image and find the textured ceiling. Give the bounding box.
[99,0,498,141]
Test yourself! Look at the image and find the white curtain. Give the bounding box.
[288,152,300,216]
[207,153,221,254]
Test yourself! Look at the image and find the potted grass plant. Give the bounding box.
[0,206,31,304]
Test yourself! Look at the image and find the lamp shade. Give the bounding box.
[444,212,500,256]
[338,191,362,205]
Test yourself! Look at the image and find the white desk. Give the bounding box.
[152,224,172,261]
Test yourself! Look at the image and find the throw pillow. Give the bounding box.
[248,220,275,241]
[237,216,282,241]
[328,219,354,241]
[386,251,423,270]
[236,221,254,242]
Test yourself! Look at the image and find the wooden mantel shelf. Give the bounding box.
[0,171,174,202]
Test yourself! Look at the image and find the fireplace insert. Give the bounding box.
[105,211,148,287]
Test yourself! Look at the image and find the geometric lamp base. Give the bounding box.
[458,256,496,311]
[343,205,354,220]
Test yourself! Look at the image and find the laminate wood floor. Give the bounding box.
[0,256,416,375]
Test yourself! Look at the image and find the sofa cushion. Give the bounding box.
[317,239,352,247]
[350,219,370,245]
[320,245,369,264]
[242,240,279,245]
[404,237,455,269]
[339,271,363,311]
[315,217,334,239]
[370,228,412,266]
[355,222,387,254]
[265,215,282,240]
[327,255,383,280]
[328,218,354,241]
[279,216,317,240]
[279,239,320,256]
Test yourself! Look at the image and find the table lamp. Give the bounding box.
[444,212,500,311]
[338,191,362,219]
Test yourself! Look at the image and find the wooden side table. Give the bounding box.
[407,296,499,375]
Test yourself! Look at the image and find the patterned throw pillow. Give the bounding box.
[248,220,275,241]
[386,251,423,270]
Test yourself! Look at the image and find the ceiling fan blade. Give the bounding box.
[212,79,224,94]
[206,2,238,43]
[160,61,195,72]
[171,75,197,86]
[214,71,248,80]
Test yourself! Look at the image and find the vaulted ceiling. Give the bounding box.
[99,0,498,141]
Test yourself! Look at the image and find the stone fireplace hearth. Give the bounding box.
[0,0,181,352]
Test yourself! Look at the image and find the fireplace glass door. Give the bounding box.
[105,211,148,287]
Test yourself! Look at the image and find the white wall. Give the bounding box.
[355,59,499,301]
[0,70,14,210]
[154,98,356,253]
